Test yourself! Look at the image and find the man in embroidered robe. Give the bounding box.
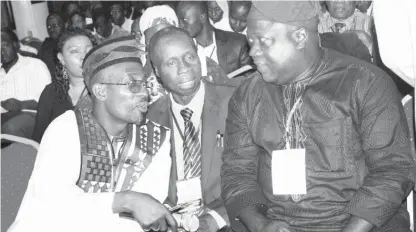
[8,36,176,232]
[147,27,235,232]
[221,1,416,232]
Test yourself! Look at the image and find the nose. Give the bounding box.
[178,59,191,74]
[135,87,149,101]
[178,20,185,29]
[249,41,262,58]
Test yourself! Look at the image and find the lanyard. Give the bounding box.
[170,106,186,142]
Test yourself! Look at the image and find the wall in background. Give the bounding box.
[10,1,48,40]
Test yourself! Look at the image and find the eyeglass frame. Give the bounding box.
[99,79,148,93]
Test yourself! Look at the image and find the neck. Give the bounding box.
[195,23,214,47]
[93,104,128,137]
[2,56,19,73]
[172,82,201,105]
[69,76,85,88]
[104,24,113,38]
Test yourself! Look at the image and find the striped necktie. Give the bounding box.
[180,108,202,179]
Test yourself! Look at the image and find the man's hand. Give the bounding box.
[260,221,292,232]
[1,98,23,112]
[197,214,219,232]
[113,191,177,232]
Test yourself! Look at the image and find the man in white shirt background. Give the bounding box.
[108,1,133,33]
[8,36,175,232]
[147,27,235,232]
[1,29,51,140]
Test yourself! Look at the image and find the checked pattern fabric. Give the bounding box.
[180,108,202,179]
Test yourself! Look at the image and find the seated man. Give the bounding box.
[108,1,133,33]
[228,1,252,35]
[8,36,176,232]
[92,9,129,44]
[147,27,235,232]
[176,1,253,87]
[1,29,51,139]
[319,0,373,52]
[221,1,416,232]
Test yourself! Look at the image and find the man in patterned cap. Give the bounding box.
[221,1,415,232]
[8,36,176,232]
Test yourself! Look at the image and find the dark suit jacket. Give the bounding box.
[215,29,253,87]
[146,81,234,227]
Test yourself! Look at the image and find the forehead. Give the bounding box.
[327,1,356,7]
[111,4,123,11]
[207,1,220,8]
[178,3,198,16]
[63,35,91,48]
[247,20,285,36]
[231,6,249,19]
[48,16,62,24]
[155,35,195,60]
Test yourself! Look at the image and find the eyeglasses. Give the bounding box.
[99,80,147,93]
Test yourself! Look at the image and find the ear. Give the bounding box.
[154,66,160,77]
[200,13,205,21]
[291,27,308,50]
[57,53,65,66]
[92,83,108,101]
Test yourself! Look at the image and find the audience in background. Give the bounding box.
[108,1,133,33]
[92,9,129,44]
[1,30,51,139]
[32,28,96,143]
[68,11,87,29]
[356,0,373,14]
[319,0,373,53]
[176,1,252,87]
[38,13,64,81]
[228,1,251,35]
[207,1,233,32]
[61,1,80,28]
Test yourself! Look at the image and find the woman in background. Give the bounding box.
[32,28,97,143]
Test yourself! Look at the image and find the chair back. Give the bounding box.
[1,134,39,232]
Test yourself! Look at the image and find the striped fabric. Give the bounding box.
[180,108,202,179]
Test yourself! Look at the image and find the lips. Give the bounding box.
[178,80,196,89]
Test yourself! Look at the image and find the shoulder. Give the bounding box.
[353,11,372,21]
[215,29,247,44]
[147,94,169,118]
[229,71,264,105]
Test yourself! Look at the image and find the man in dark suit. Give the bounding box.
[176,1,253,87]
[147,27,233,232]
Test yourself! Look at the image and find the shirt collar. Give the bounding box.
[194,31,216,48]
[170,81,205,120]
[1,54,24,75]
[328,12,356,31]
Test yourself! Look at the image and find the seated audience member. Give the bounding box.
[228,1,252,35]
[319,0,373,52]
[207,1,233,32]
[108,1,133,33]
[221,1,416,232]
[92,9,129,44]
[32,28,96,143]
[68,11,87,29]
[8,36,175,232]
[148,27,234,232]
[38,13,64,81]
[139,4,178,104]
[61,1,80,28]
[320,32,372,62]
[1,30,51,139]
[176,1,253,87]
[356,0,373,14]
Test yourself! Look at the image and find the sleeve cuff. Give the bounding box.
[225,190,267,220]
[208,210,227,229]
[343,188,401,227]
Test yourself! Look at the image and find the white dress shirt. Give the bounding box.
[8,111,172,232]
[195,32,218,77]
[0,54,51,112]
[169,82,227,229]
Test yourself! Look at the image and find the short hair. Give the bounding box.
[230,1,252,10]
[107,1,124,10]
[1,29,19,43]
[148,27,197,67]
[46,13,62,24]
[92,9,110,23]
[177,1,208,15]
[68,10,86,24]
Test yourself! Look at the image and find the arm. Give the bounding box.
[343,71,416,229]
[220,94,268,232]
[31,87,52,142]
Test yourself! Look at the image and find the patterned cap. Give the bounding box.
[248,1,321,23]
[82,35,144,90]
[139,5,178,36]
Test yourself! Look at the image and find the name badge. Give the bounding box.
[272,149,307,195]
[177,177,202,205]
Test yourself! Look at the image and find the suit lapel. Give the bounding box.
[201,85,221,189]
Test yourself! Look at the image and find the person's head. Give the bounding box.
[229,1,251,33]
[140,5,179,46]
[93,9,112,38]
[1,29,19,65]
[68,11,86,29]
[83,36,148,124]
[47,13,64,40]
[176,1,209,38]
[326,0,357,20]
[144,1,160,9]
[61,1,80,21]
[109,2,125,26]
[247,1,321,84]
[57,27,97,80]
[149,27,201,99]
[207,1,224,23]
[356,0,372,13]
